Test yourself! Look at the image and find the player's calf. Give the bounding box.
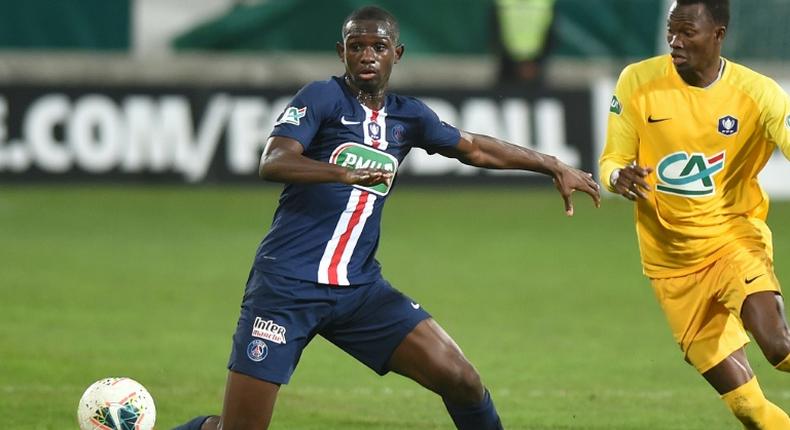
[721,377,790,429]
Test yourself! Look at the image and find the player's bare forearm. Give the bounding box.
[444,131,600,215]
[445,131,562,175]
[259,137,392,186]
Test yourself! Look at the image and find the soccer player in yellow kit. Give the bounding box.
[600,0,790,428]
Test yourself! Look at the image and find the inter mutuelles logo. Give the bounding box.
[656,151,725,197]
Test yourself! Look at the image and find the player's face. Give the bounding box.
[666,2,725,76]
[337,20,403,94]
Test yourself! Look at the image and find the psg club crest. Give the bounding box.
[717,115,738,136]
[392,124,405,144]
[247,339,269,362]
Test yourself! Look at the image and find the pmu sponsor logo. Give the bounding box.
[251,317,287,344]
[656,151,725,197]
[329,142,398,196]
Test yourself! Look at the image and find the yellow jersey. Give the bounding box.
[600,55,790,278]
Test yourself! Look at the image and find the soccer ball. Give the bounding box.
[77,377,156,430]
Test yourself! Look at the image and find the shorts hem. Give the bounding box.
[689,339,751,374]
[228,363,290,386]
[374,313,432,376]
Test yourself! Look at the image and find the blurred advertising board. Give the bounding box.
[0,85,592,184]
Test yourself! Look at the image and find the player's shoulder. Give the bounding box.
[387,93,439,119]
[617,55,671,88]
[723,59,784,98]
[389,92,428,110]
[295,76,345,100]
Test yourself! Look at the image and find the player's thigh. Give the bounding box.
[387,318,480,396]
[228,270,332,385]
[220,370,280,430]
[717,249,789,362]
[321,278,431,376]
[651,270,750,374]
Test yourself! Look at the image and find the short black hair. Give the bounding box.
[676,0,729,27]
[341,5,400,42]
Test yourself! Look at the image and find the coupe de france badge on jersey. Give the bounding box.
[717,115,738,136]
[276,106,307,126]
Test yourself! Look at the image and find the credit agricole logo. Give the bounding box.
[656,151,725,197]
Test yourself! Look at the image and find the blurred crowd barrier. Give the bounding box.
[0,0,787,196]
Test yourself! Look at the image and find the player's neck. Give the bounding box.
[679,57,724,88]
[344,75,386,110]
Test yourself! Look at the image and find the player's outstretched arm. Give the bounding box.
[259,136,393,186]
[439,131,600,215]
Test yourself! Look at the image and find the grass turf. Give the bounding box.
[1,185,788,429]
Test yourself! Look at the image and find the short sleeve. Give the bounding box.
[414,99,461,154]
[599,65,641,191]
[270,81,336,150]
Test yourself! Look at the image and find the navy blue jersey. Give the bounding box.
[254,76,461,285]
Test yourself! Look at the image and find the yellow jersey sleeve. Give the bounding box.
[600,65,640,192]
[761,80,790,160]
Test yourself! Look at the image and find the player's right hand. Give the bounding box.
[612,165,653,201]
[342,168,393,187]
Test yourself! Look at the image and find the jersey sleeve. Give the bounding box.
[413,99,461,153]
[761,80,790,161]
[270,81,336,150]
[599,65,641,191]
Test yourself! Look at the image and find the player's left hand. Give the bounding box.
[551,163,601,216]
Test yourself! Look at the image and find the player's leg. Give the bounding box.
[387,318,503,430]
[704,252,790,429]
[742,291,790,370]
[173,270,330,430]
[703,350,790,430]
[322,279,501,430]
[172,371,279,430]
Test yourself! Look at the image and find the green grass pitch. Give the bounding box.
[1,185,788,429]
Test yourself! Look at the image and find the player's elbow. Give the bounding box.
[258,154,277,181]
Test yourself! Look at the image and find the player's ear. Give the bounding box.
[714,25,726,43]
[394,44,404,63]
[336,41,345,61]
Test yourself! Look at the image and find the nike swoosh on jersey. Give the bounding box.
[411,302,420,310]
[647,115,671,123]
[745,274,765,284]
[341,116,361,125]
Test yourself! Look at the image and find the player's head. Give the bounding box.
[336,6,404,95]
[667,0,728,77]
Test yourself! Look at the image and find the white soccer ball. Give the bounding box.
[77,377,156,430]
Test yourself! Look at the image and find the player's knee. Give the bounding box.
[438,360,484,406]
[761,333,790,366]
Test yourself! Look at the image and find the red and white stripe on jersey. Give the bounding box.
[317,105,388,285]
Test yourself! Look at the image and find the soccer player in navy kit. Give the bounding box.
[174,6,600,430]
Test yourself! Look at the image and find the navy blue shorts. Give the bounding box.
[227,269,431,385]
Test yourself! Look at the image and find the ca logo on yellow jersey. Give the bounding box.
[656,151,725,197]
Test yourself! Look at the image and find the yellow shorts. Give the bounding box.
[650,247,781,373]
